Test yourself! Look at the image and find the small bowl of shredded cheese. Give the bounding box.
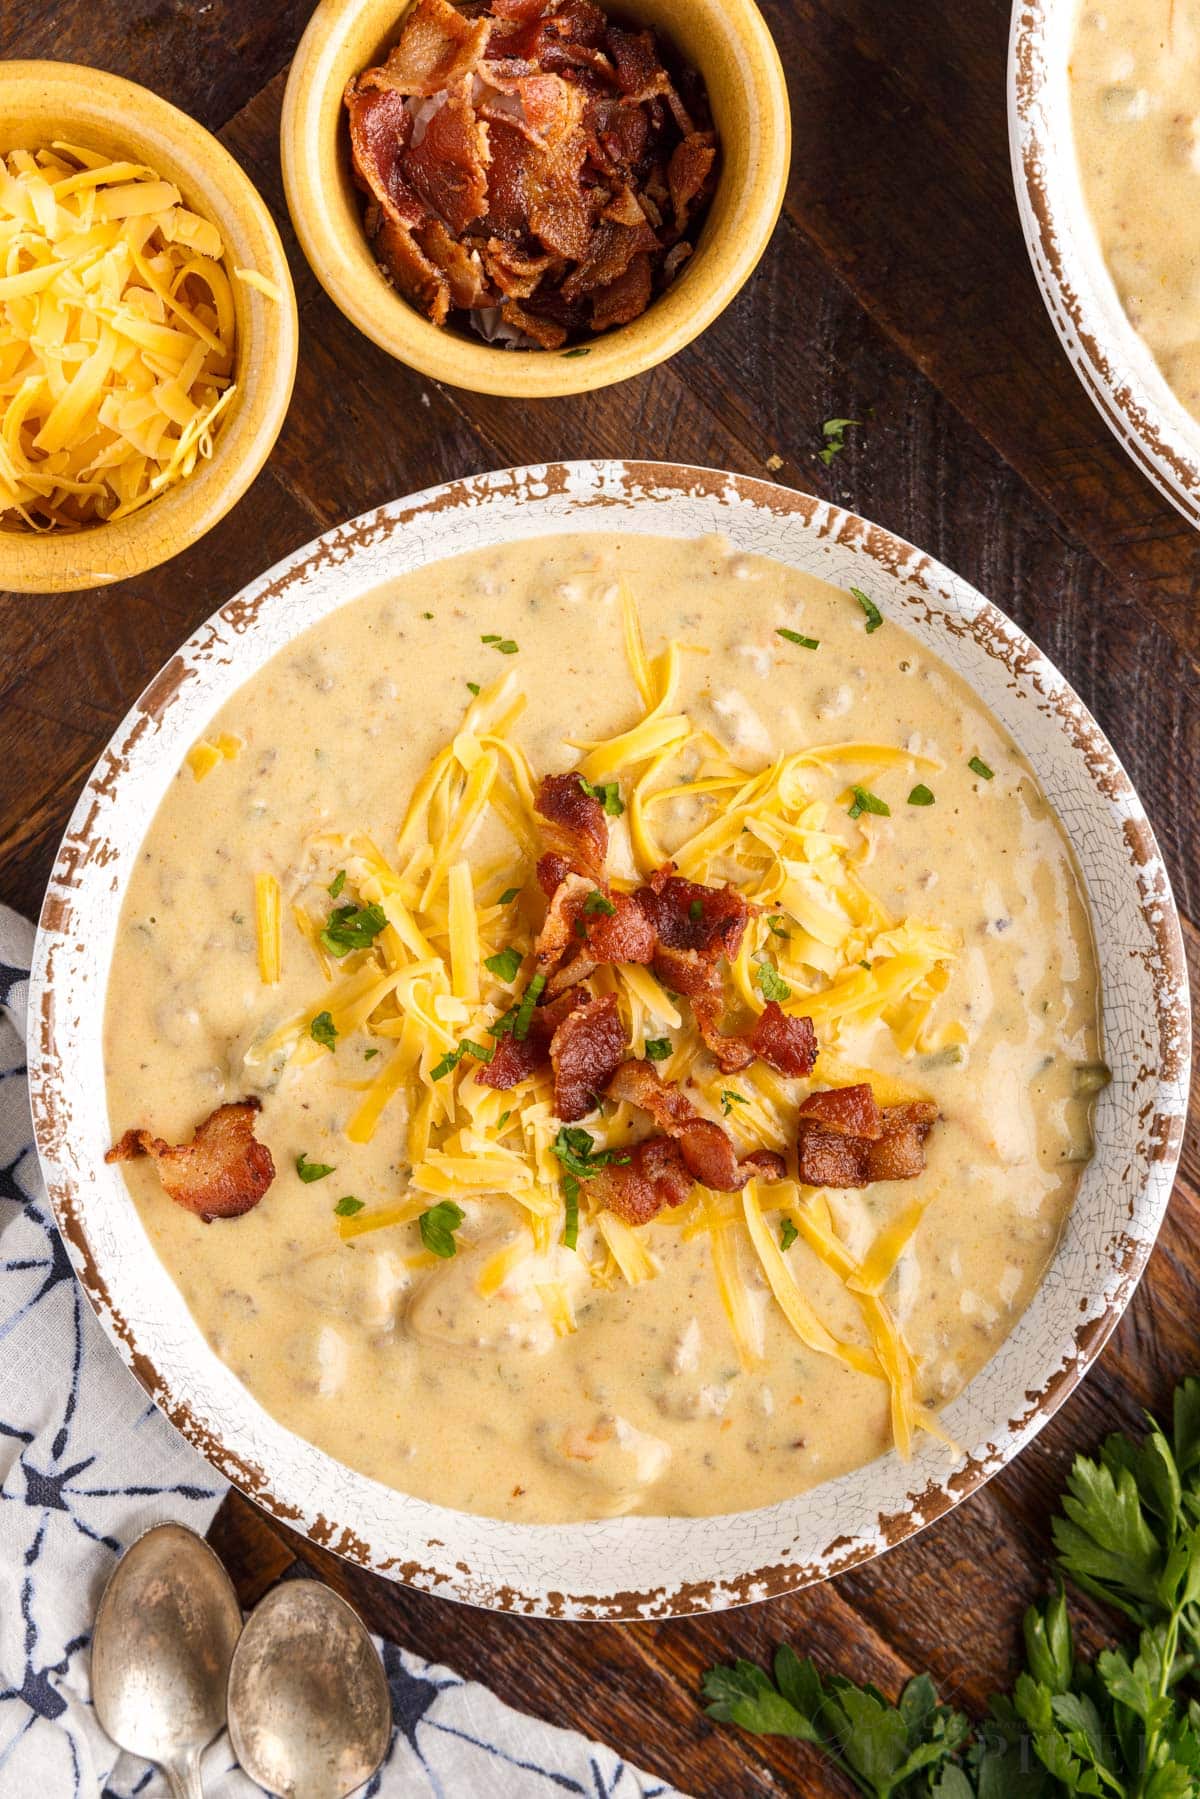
[1,62,298,592]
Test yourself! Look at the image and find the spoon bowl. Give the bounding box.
[91,1521,243,1799]
[227,1580,391,1799]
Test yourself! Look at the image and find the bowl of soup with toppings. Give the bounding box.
[29,461,1187,1617]
[1011,0,1200,525]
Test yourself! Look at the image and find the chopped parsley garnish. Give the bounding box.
[296,1153,334,1183]
[644,1037,672,1061]
[432,1037,494,1080]
[484,946,523,983]
[850,585,883,632]
[562,1175,580,1250]
[818,416,859,466]
[498,1109,511,1127]
[578,775,624,817]
[550,1126,629,1180]
[481,633,518,655]
[968,755,995,781]
[847,785,890,820]
[466,681,480,696]
[421,610,434,619]
[756,963,791,1003]
[720,1089,749,1117]
[907,784,935,806]
[327,869,346,899]
[779,1217,798,1252]
[766,915,790,938]
[498,887,521,905]
[310,1010,337,1051]
[689,898,704,921]
[513,972,546,1040]
[583,890,616,917]
[364,1047,380,1059]
[333,1195,364,1217]
[419,1200,465,1258]
[776,627,820,650]
[320,901,387,958]
[430,1046,461,1081]
[561,345,591,357]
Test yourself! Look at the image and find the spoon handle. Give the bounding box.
[164,1748,207,1799]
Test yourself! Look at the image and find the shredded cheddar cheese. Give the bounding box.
[254,873,281,986]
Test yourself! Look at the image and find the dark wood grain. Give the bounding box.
[3,2,1199,1793]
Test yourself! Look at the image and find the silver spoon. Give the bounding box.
[91,1520,243,1799]
[227,1579,391,1799]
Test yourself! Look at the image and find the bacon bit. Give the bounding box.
[591,252,653,330]
[501,298,568,348]
[606,1059,786,1193]
[483,237,559,298]
[747,1002,817,1078]
[372,0,491,96]
[668,132,717,232]
[344,83,423,230]
[418,218,489,308]
[403,80,491,236]
[542,884,657,997]
[534,870,594,974]
[106,1099,275,1223]
[587,1134,693,1225]
[550,993,627,1120]
[376,215,452,324]
[795,1085,939,1188]
[535,773,608,881]
[640,866,753,961]
[478,987,588,1090]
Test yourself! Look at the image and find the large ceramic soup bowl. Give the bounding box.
[28,461,1188,1619]
[1010,0,1200,526]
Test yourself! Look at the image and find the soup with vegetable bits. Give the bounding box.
[105,534,1103,1523]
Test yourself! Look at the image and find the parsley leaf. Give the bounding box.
[419,1200,465,1258]
[562,1174,580,1251]
[755,963,791,1003]
[848,785,890,820]
[513,972,546,1040]
[644,1037,672,1061]
[320,901,387,958]
[767,915,790,938]
[481,634,518,655]
[969,755,995,781]
[466,680,480,695]
[328,869,346,899]
[818,417,860,466]
[578,775,624,817]
[779,1217,798,1251]
[908,784,936,807]
[850,585,883,632]
[583,890,616,917]
[333,1195,363,1217]
[550,1126,629,1181]
[776,627,820,650]
[310,1010,337,1052]
[296,1152,334,1183]
[363,1046,380,1060]
[498,887,521,905]
[484,946,523,983]
[431,1037,494,1080]
[720,1089,748,1117]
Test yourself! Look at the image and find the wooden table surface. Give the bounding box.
[4,2,1200,1793]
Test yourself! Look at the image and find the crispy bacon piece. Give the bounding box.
[483,237,558,297]
[107,1100,275,1223]
[668,131,717,232]
[587,1135,694,1226]
[591,253,653,330]
[794,1085,939,1189]
[501,297,568,347]
[636,867,754,1070]
[477,987,587,1090]
[747,1002,818,1078]
[535,773,608,881]
[374,0,490,95]
[403,80,491,236]
[417,218,490,308]
[550,993,627,1120]
[541,884,657,996]
[344,82,424,229]
[534,871,594,973]
[606,1059,786,1193]
[376,215,452,324]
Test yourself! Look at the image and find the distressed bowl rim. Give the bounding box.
[1009,0,1200,526]
[27,459,1190,1619]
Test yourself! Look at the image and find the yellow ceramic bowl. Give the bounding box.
[281,0,791,396]
[0,62,299,595]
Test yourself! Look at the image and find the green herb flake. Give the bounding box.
[561,345,591,358]
[766,916,790,938]
[720,1089,749,1117]
[310,1010,337,1052]
[550,1126,630,1181]
[498,887,521,905]
[776,628,820,650]
[562,1173,580,1251]
[513,972,546,1041]
[968,755,995,781]
[466,680,480,696]
[333,1195,364,1217]
[847,784,890,820]
[419,1200,465,1259]
[689,898,704,922]
[484,946,523,983]
[644,1037,672,1061]
[296,1153,334,1183]
[481,634,518,655]
[583,890,616,917]
[327,869,346,899]
[498,1109,511,1127]
[907,784,935,807]
[363,1047,380,1060]
[459,1037,495,1065]
[320,901,388,958]
[817,416,859,466]
[850,585,883,632]
[421,610,434,619]
[430,1046,463,1081]
[578,775,624,817]
[779,1218,798,1252]
[755,963,791,1003]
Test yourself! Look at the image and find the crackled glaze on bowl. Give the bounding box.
[1010,1,1200,526]
[28,461,1189,1618]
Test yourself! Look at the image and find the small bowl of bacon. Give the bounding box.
[280,0,791,394]
[0,62,298,593]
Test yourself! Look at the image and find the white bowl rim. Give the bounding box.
[1009,0,1200,527]
[27,458,1190,1620]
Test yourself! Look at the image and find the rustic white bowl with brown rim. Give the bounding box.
[28,461,1188,1619]
[1009,1,1200,525]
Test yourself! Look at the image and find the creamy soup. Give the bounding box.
[104,534,1103,1524]
[1071,0,1200,417]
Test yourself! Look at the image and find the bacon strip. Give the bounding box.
[550,993,627,1120]
[586,1136,693,1226]
[477,987,587,1090]
[107,1099,275,1223]
[747,1002,818,1078]
[535,773,608,882]
[795,1085,939,1189]
[607,1059,785,1194]
[372,0,490,96]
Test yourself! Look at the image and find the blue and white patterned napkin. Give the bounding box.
[0,903,681,1798]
